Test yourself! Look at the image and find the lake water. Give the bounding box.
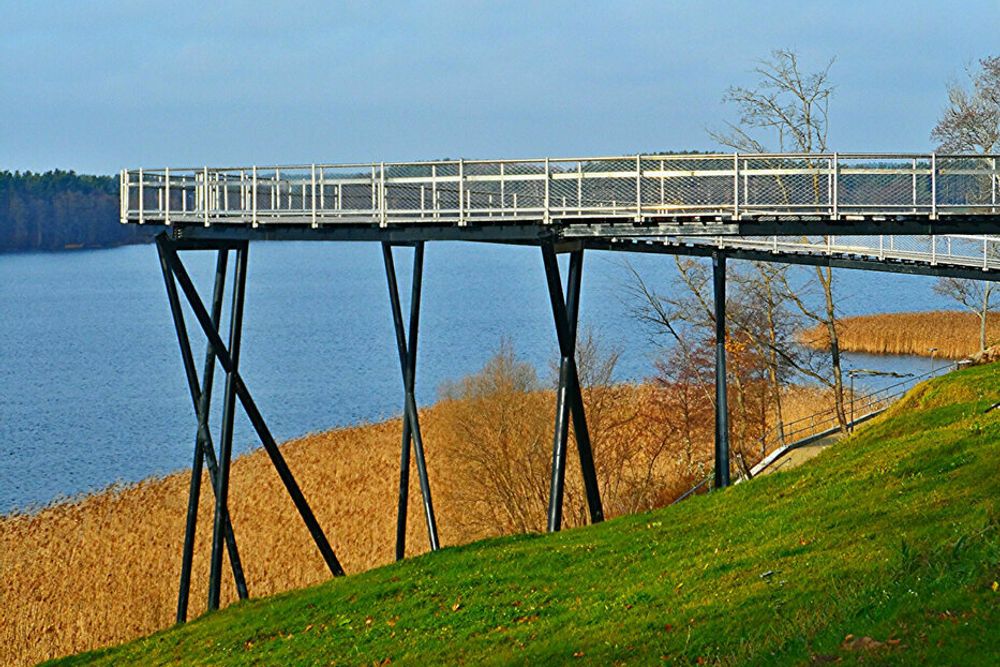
[0,242,950,513]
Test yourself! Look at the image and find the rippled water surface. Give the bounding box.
[0,242,950,512]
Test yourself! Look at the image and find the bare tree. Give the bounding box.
[931,56,1000,154]
[931,56,999,345]
[934,277,995,353]
[625,256,785,470]
[710,50,834,154]
[711,49,848,430]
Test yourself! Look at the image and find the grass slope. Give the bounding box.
[53,364,1000,666]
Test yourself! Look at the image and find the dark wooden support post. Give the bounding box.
[713,250,731,489]
[541,244,604,532]
[382,241,440,559]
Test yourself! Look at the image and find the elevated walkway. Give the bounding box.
[123,152,1000,240]
[121,150,998,622]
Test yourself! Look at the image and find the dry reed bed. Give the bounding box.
[799,310,1000,359]
[1,384,835,666]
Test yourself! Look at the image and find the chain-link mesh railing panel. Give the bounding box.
[739,156,832,211]
[315,166,376,218]
[462,161,504,218]
[548,160,584,215]
[837,157,926,210]
[938,156,997,209]
[382,163,433,219]
[578,157,630,215]
[652,155,734,212]
[487,160,546,215]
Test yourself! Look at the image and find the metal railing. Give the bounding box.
[121,153,1000,228]
[670,234,1000,272]
[670,364,952,505]
[758,365,948,459]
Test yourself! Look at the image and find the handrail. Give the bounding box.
[687,234,1000,274]
[120,152,1000,229]
[670,363,953,505]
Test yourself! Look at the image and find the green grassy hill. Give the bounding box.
[53,364,1000,666]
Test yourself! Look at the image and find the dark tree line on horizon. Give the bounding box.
[0,170,153,253]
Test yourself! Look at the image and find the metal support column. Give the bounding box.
[160,249,247,623]
[541,244,604,532]
[206,243,249,611]
[156,234,345,597]
[713,250,731,489]
[158,247,249,623]
[382,242,440,559]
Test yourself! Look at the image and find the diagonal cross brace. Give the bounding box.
[156,234,346,581]
[382,242,440,559]
[158,247,249,622]
[541,244,604,532]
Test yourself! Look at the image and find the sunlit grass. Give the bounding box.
[46,363,1000,665]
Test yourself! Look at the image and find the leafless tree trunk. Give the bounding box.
[711,49,847,430]
[816,265,847,428]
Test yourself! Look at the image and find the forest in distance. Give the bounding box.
[0,170,153,253]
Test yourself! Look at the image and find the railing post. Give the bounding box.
[379,162,387,228]
[203,167,210,227]
[250,165,259,228]
[733,153,740,219]
[164,168,171,226]
[544,157,551,224]
[370,164,377,221]
[251,166,258,228]
[120,170,128,224]
[635,154,643,222]
[457,159,465,226]
[931,153,938,219]
[311,164,318,229]
[831,153,839,219]
[138,168,144,225]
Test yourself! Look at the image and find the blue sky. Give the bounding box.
[2,1,998,174]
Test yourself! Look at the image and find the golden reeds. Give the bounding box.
[798,310,1000,359]
[1,383,837,666]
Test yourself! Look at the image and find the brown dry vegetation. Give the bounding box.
[1,381,836,666]
[799,310,1000,360]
